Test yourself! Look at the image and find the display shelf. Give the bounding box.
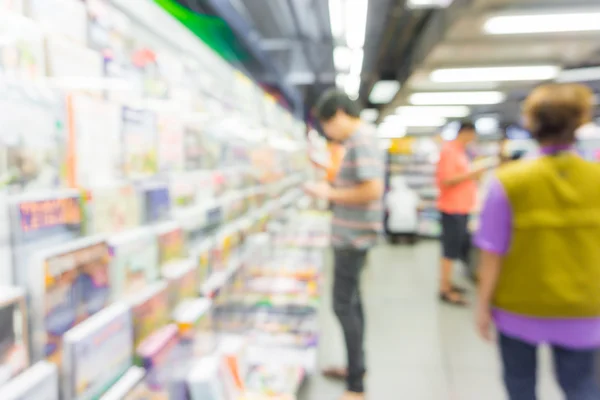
[0,0,319,399]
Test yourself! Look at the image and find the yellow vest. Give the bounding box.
[494,154,600,318]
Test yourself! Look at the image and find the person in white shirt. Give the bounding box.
[386,176,419,244]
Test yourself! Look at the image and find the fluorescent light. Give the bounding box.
[377,121,407,139]
[328,0,344,39]
[484,12,600,35]
[369,80,400,104]
[475,116,500,135]
[344,74,361,100]
[396,105,470,118]
[385,114,447,127]
[345,0,368,49]
[409,91,506,105]
[349,48,364,76]
[430,65,560,83]
[360,108,379,122]
[407,0,453,9]
[336,73,346,89]
[557,67,600,83]
[333,46,352,71]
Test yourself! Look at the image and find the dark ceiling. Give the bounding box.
[174,0,438,116]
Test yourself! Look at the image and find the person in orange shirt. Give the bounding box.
[436,121,488,306]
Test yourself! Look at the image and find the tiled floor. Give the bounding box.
[299,242,563,400]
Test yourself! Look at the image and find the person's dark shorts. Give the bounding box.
[440,212,470,260]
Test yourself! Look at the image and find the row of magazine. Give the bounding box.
[0,183,314,399]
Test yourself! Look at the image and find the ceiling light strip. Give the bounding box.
[409,91,506,105]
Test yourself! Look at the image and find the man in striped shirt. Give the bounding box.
[305,90,384,400]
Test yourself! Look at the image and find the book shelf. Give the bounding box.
[0,1,320,399]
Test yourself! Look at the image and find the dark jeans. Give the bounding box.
[333,248,367,393]
[500,333,600,400]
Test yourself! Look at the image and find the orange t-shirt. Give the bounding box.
[436,141,477,214]
[327,143,345,183]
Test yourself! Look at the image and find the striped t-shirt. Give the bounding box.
[331,124,384,249]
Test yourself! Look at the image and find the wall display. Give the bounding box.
[0,13,45,80]
[0,84,66,192]
[157,112,184,173]
[85,185,141,235]
[156,224,185,266]
[29,238,110,363]
[140,182,170,224]
[0,360,59,400]
[130,282,169,347]
[68,95,122,187]
[10,191,83,287]
[0,287,28,387]
[122,107,158,179]
[62,303,133,400]
[109,229,160,299]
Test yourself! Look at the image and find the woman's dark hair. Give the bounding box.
[523,83,594,144]
[314,89,361,121]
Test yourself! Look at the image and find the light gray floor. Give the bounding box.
[299,242,563,400]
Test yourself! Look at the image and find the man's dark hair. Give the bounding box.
[314,89,361,121]
[458,120,476,133]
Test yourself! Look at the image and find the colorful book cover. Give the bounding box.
[0,360,59,400]
[0,287,28,388]
[31,237,111,363]
[155,224,185,266]
[130,46,169,100]
[157,112,184,174]
[169,173,196,208]
[85,185,141,235]
[183,126,203,171]
[162,259,197,310]
[67,95,122,187]
[135,325,186,394]
[62,303,133,400]
[172,298,215,358]
[0,83,66,192]
[191,239,213,289]
[141,183,170,224]
[9,190,83,288]
[129,282,169,348]
[122,107,158,179]
[109,229,159,299]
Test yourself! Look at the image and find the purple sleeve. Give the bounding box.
[473,178,512,255]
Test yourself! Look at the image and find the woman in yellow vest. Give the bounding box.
[474,83,600,399]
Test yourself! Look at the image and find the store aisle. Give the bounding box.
[299,242,563,400]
